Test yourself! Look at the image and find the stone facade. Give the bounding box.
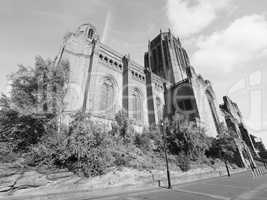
[145,31,225,137]
[57,23,224,137]
[250,134,266,155]
[220,96,257,167]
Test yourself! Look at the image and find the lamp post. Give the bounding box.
[224,159,231,177]
[221,151,231,177]
[161,119,172,189]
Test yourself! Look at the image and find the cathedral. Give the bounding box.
[55,23,257,167]
[57,23,222,137]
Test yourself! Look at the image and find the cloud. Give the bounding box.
[192,15,267,72]
[166,0,231,37]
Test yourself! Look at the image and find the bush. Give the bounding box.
[110,111,136,144]
[207,134,238,164]
[166,120,210,160]
[111,143,136,167]
[27,111,164,176]
[27,113,115,177]
[259,151,267,159]
[0,108,52,152]
[176,153,191,172]
[56,113,114,177]
[134,132,152,151]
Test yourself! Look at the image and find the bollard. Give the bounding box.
[257,168,260,176]
[256,168,259,176]
[260,168,263,175]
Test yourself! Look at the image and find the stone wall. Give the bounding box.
[190,73,223,137]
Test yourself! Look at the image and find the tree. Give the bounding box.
[166,119,210,160]
[0,56,69,152]
[207,123,238,161]
[209,134,238,161]
[58,112,113,177]
[110,110,136,144]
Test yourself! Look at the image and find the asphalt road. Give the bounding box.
[96,171,267,200]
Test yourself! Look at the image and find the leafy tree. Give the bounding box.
[166,119,210,161]
[57,112,113,177]
[110,110,136,144]
[208,134,238,161]
[0,56,69,152]
[207,123,238,161]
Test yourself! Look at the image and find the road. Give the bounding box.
[95,171,267,200]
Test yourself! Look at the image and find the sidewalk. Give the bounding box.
[0,168,248,200]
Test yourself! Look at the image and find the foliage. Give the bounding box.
[0,109,51,152]
[0,56,168,176]
[207,134,238,161]
[0,56,69,152]
[176,152,191,172]
[259,151,267,159]
[110,110,136,144]
[56,113,114,177]
[166,119,211,161]
[206,123,239,165]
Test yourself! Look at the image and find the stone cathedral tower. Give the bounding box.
[144,30,192,125]
[144,30,190,84]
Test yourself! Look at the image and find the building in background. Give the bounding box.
[250,134,266,156]
[220,96,257,167]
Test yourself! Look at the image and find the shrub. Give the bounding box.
[134,132,152,151]
[0,108,52,152]
[24,124,68,167]
[259,151,267,159]
[56,113,114,177]
[207,134,238,163]
[166,120,210,160]
[146,126,163,152]
[176,153,191,172]
[110,110,136,145]
[111,143,135,167]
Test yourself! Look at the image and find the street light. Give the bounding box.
[161,119,172,189]
[220,151,231,177]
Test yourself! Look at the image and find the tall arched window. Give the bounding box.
[99,78,115,114]
[132,89,142,122]
[156,97,162,122]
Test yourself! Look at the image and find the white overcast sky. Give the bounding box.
[0,0,267,145]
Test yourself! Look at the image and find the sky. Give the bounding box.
[0,0,267,145]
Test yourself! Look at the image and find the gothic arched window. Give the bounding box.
[99,78,115,114]
[132,89,142,122]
